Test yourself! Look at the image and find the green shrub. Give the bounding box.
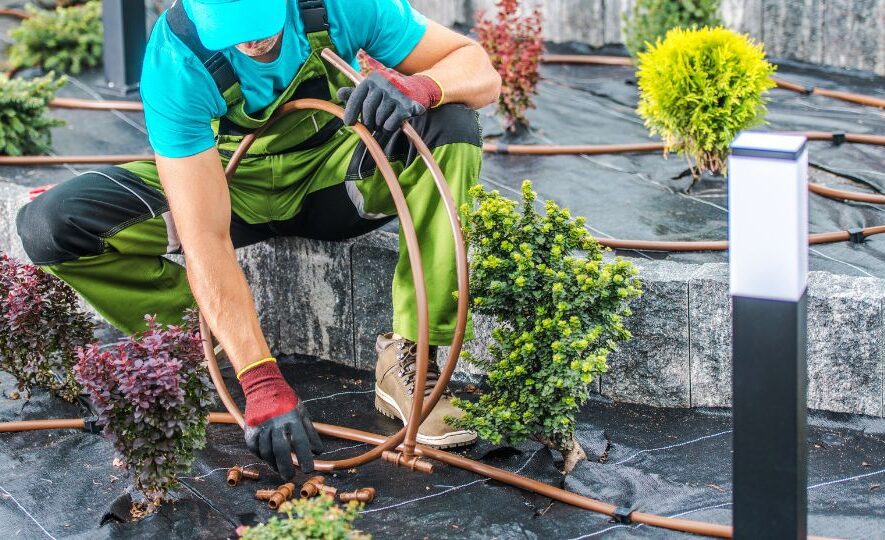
[9,1,103,74]
[636,26,776,178]
[624,0,721,57]
[0,73,65,156]
[450,181,642,473]
[238,495,370,540]
[75,313,213,511]
[0,254,95,401]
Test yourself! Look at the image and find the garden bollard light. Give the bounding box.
[227,466,260,486]
[101,0,146,94]
[728,131,809,539]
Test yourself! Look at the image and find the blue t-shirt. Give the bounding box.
[141,0,428,158]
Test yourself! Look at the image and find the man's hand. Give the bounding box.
[338,56,442,132]
[239,360,324,478]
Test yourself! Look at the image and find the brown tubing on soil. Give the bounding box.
[772,77,885,109]
[49,97,145,112]
[0,8,28,19]
[0,154,154,165]
[542,54,634,66]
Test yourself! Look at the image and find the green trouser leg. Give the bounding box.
[358,140,482,346]
[41,206,196,335]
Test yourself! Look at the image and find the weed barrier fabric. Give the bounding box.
[1,356,883,539]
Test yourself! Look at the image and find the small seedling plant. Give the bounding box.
[75,313,213,511]
[0,254,94,401]
[9,1,103,74]
[624,0,721,57]
[451,182,642,473]
[474,0,543,132]
[238,495,370,540]
[636,27,775,180]
[0,73,65,156]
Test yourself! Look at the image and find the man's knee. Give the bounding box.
[17,182,104,266]
[414,104,483,150]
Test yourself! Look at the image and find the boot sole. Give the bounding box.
[374,386,477,449]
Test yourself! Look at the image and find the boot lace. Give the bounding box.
[396,340,441,397]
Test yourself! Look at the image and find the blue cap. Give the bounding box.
[184,0,287,51]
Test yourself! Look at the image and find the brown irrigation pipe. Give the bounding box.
[0,154,154,165]
[0,8,28,19]
[772,77,885,109]
[49,97,144,112]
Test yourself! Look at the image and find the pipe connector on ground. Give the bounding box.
[338,487,376,503]
[255,483,296,509]
[227,466,260,486]
[300,475,337,498]
[382,450,433,473]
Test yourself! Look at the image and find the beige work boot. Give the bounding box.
[374,333,477,448]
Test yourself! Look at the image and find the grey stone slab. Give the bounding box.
[600,260,697,407]
[272,236,356,364]
[351,231,399,371]
[0,182,28,262]
[806,271,885,417]
[822,0,882,74]
[688,264,732,408]
[237,241,282,353]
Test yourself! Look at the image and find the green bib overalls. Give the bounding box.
[16,0,482,345]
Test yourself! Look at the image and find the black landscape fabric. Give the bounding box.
[1,356,884,539]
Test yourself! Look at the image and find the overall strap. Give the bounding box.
[166,0,240,99]
[298,0,330,34]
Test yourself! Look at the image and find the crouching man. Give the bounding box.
[16,0,501,478]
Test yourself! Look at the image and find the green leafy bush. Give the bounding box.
[238,495,370,540]
[624,0,721,57]
[474,0,543,131]
[75,313,213,510]
[636,27,776,178]
[0,73,65,156]
[0,254,95,401]
[451,182,642,473]
[9,1,103,74]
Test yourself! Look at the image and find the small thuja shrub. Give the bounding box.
[75,313,213,510]
[451,182,642,473]
[0,254,94,401]
[474,0,543,131]
[624,0,721,57]
[0,72,65,156]
[9,1,103,74]
[238,495,370,540]
[636,27,776,178]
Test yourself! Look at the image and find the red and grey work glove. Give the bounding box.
[338,56,443,132]
[239,359,324,479]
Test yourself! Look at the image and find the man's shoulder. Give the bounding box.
[144,12,208,77]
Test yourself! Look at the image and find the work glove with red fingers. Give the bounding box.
[338,56,443,132]
[239,360,324,479]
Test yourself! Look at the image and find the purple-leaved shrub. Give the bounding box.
[75,312,213,509]
[0,253,94,401]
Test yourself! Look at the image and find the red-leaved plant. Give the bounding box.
[474,0,544,131]
[0,253,94,401]
[75,312,213,511]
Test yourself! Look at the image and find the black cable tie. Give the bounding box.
[611,506,634,524]
[832,132,846,146]
[495,142,510,154]
[802,85,814,95]
[82,418,101,434]
[848,228,865,244]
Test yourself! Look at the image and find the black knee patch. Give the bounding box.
[346,104,482,180]
[17,167,167,265]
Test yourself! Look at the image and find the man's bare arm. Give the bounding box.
[157,148,269,373]
[396,21,501,109]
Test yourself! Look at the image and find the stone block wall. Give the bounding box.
[2,182,882,417]
[411,0,885,75]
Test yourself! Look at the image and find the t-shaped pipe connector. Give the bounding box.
[382,450,433,473]
[227,466,260,486]
[338,487,376,503]
[255,483,296,509]
[300,475,337,498]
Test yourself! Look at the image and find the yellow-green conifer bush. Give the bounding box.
[9,1,102,74]
[637,27,776,180]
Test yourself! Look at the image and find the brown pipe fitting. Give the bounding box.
[300,476,337,498]
[265,483,296,509]
[255,489,276,501]
[227,466,260,486]
[382,450,433,473]
[338,487,376,503]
